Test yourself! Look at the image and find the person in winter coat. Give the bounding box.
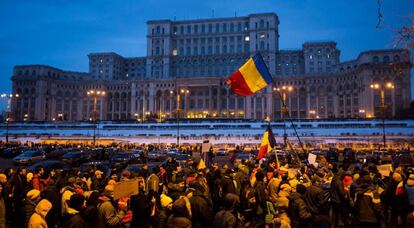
[130,186,152,228]
[405,168,414,212]
[32,167,48,192]
[213,193,243,228]
[330,171,353,228]
[268,172,282,204]
[167,197,192,228]
[158,194,173,228]
[188,181,214,228]
[355,175,383,228]
[60,177,76,216]
[221,168,236,197]
[23,189,42,226]
[383,170,408,228]
[83,191,100,227]
[64,194,88,228]
[253,170,267,222]
[28,199,52,228]
[0,184,6,228]
[304,175,330,228]
[97,185,126,228]
[289,184,312,228]
[91,170,105,192]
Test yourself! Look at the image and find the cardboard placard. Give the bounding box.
[308,153,317,165]
[113,179,139,200]
[377,164,393,177]
[202,141,211,153]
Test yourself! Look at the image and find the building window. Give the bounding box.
[393,55,400,62]
[260,19,264,28]
[373,56,379,63]
[383,56,390,63]
[223,23,227,32]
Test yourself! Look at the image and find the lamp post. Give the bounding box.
[87,90,105,147]
[1,93,19,143]
[370,82,394,149]
[57,113,64,121]
[173,88,189,147]
[274,86,293,148]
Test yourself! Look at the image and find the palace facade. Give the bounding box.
[10,13,412,122]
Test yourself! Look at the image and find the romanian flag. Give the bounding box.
[226,53,273,96]
[257,126,276,160]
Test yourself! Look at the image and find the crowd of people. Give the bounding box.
[0,148,414,228]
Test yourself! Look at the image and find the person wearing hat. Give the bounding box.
[64,194,88,228]
[354,175,383,227]
[23,189,41,226]
[188,181,213,228]
[383,168,409,228]
[91,170,104,192]
[60,177,77,216]
[158,194,173,228]
[97,184,126,228]
[167,197,192,228]
[28,199,52,228]
[304,174,330,228]
[213,193,242,228]
[405,168,414,212]
[289,184,312,228]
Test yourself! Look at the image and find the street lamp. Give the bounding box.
[370,82,394,149]
[1,93,19,143]
[274,86,293,148]
[174,88,190,147]
[57,113,64,121]
[87,90,105,146]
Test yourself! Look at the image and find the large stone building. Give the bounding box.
[10,13,412,122]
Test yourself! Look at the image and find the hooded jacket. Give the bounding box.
[28,199,52,228]
[189,184,214,228]
[355,184,383,223]
[288,192,312,228]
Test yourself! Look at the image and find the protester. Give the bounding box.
[1,142,414,228]
[28,199,52,228]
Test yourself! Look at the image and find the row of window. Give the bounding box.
[373,55,400,63]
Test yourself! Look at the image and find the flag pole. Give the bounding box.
[256,53,306,157]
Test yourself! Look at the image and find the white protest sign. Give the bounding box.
[308,153,317,165]
[202,140,211,153]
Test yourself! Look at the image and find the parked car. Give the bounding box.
[355,151,367,161]
[1,147,23,158]
[326,149,338,163]
[62,151,90,166]
[45,148,67,159]
[229,152,253,164]
[148,151,167,161]
[216,148,228,156]
[110,152,142,169]
[28,160,72,172]
[13,150,45,166]
[80,161,110,177]
[372,150,392,163]
[396,153,413,167]
[166,151,191,160]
